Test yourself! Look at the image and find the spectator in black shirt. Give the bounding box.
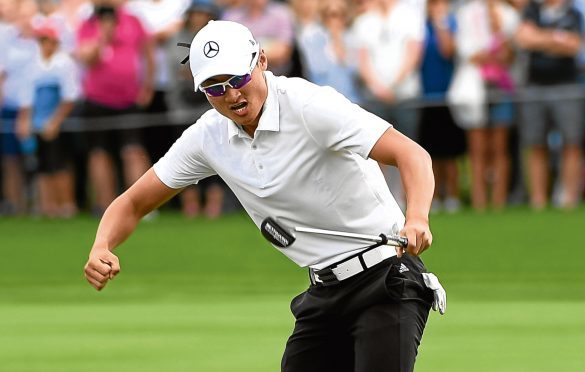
[516,0,584,209]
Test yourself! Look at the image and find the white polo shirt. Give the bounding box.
[154,72,405,269]
[0,28,38,109]
[19,50,81,108]
[351,3,424,101]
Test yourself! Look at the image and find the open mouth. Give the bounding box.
[231,101,248,113]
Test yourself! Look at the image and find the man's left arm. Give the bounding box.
[369,128,435,256]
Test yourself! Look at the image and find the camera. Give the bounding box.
[95,5,116,21]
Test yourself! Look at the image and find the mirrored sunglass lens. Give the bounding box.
[205,85,225,97]
[230,74,251,89]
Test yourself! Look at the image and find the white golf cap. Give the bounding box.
[189,20,260,91]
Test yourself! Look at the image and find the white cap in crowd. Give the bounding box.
[189,20,260,90]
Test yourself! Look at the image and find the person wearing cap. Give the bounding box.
[186,0,222,18]
[15,20,80,218]
[167,0,228,219]
[83,20,445,372]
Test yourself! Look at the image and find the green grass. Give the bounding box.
[1,207,584,371]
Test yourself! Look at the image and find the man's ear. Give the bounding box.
[258,49,268,71]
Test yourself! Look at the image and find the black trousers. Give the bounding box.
[281,255,434,372]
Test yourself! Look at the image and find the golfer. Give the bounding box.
[84,20,445,372]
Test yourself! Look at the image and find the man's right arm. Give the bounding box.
[84,168,181,291]
[369,128,434,257]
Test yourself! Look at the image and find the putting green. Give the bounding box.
[1,207,583,371]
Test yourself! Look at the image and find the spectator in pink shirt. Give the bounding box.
[76,0,155,215]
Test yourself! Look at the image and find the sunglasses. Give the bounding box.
[199,52,259,97]
[199,74,253,97]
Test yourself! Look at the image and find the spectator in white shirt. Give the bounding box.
[16,20,81,218]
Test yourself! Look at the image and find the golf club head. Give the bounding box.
[260,217,296,248]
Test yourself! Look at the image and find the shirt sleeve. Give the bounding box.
[402,4,425,42]
[153,118,216,189]
[17,62,36,108]
[76,19,95,46]
[128,14,150,45]
[300,85,391,159]
[502,4,521,36]
[58,56,81,102]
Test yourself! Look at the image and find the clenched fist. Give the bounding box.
[84,248,120,291]
[399,218,432,257]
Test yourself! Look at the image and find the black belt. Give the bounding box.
[309,234,396,286]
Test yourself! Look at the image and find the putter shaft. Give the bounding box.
[294,226,407,248]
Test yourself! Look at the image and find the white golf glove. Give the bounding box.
[421,272,447,315]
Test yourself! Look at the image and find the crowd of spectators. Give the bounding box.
[1,0,584,219]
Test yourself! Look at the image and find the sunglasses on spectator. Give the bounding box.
[199,52,259,97]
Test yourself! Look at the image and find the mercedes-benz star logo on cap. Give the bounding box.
[203,41,219,58]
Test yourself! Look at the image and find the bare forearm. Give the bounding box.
[84,169,181,290]
[92,195,143,252]
[49,101,75,129]
[92,169,181,251]
[16,107,32,139]
[369,129,434,255]
[435,27,455,59]
[396,145,434,221]
[145,51,156,88]
[76,43,103,66]
[370,130,434,219]
[516,24,581,56]
[547,32,582,56]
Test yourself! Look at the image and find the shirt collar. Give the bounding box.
[227,71,280,142]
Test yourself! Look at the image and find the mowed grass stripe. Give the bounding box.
[2,207,583,301]
[417,301,585,372]
[1,206,584,371]
[0,299,289,372]
[0,300,584,372]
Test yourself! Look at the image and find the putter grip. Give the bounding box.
[392,236,408,248]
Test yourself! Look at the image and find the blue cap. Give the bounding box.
[188,0,221,17]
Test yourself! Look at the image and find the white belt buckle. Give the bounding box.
[331,258,364,281]
[362,246,395,268]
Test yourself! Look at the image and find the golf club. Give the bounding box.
[261,217,408,248]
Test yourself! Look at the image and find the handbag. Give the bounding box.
[446,61,487,129]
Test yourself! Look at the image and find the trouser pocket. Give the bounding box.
[385,255,434,305]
